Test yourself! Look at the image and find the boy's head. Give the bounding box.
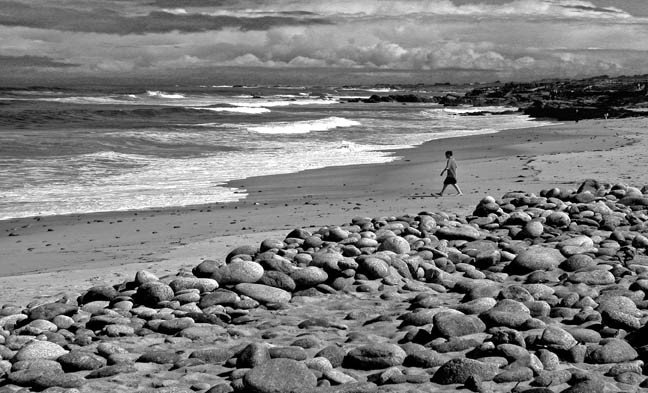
[445,150,453,158]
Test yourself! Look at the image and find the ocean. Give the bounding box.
[0,85,551,220]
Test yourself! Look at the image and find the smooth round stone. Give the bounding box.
[344,343,407,370]
[235,283,291,304]
[559,235,594,248]
[432,358,500,384]
[290,267,328,289]
[379,236,411,254]
[12,359,63,373]
[260,239,285,252]
[305,357,333,373]
[560,254,596,272]
[435,225,482,241]
[210,261,264,285]
[480,299,531,328]
[135,281,174,306]
[505,211,532,225]
[357,257,390,279]
[597,295,639,315]
[327,226,350,241]
[15,340,68,361]
[237,343,270,368]
[134,270,159,285]
[493,367,534,383]
[404,349,448,368]
[568,270,615,285]
[508,246,565,274]
[104,324,135,337]
[587,338,638,363]
[536,349,560,371]
[169,277,218,293]
[524,221,544,237]
[400,309,437,326]
[157,317,195,334]
[601,309,641,331]
[24,319,58,333]
[258,271,296,292]
[315,345,345,368]
[31,373,85,390]
[138,350,182,364]
[567,328,601,344]
[192,259,225,277]
[226,245,259,263]
[243,358,317,393]
[268,346,308,361]
[546,211,571,227]
[539,326,577,351]
[455,297,497,315]
[81,285,119,303]
[433,311,486,338]
[27,303,78,321]
[81,301,109,314]
[523,283,555,300]
[58,351,107,371]
[180,324,227,340]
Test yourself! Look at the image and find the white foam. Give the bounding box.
[442,105,518,114]
[229,98,339,108]
[197,107,271,114]
[248,117,360,134]
[34,96,127,105]
[146,90,185,99]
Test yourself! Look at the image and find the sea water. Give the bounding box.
[0,85,551,220]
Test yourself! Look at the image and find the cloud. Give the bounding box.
[0,54,76,68]
[0,0,647,84]
[0,1,332,34]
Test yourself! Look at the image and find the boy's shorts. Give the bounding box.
[444,176,457,185]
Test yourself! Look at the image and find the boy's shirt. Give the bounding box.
[446,158,457,178]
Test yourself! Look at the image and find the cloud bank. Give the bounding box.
[0,0,647,85]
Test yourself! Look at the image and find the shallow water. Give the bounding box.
[0,85,550,220]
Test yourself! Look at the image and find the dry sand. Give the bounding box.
[1,116,647,306]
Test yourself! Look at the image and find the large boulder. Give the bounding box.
[243,358,317,393]
[507,246,565,274]
[344,343,407,370]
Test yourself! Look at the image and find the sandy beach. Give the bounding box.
[1,116,646,306]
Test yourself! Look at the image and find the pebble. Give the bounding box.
[234,283,291,304]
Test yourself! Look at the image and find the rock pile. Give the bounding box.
[2,179,648,392]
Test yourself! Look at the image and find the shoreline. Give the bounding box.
[1,117,647,304]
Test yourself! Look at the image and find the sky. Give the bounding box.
[1,0,648,86]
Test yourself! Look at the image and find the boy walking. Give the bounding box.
[437,150,463,196]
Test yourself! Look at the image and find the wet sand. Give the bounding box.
[1,116,646,306]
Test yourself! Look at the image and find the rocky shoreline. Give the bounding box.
[345,75,648,122]
[2,179,648,392]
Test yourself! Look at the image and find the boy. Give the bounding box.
[437,150,463,196]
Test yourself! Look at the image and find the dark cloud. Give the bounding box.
[0,55,77,68]
[562,4,622,14]
[150,0,239,7]
[0,1,331,34]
